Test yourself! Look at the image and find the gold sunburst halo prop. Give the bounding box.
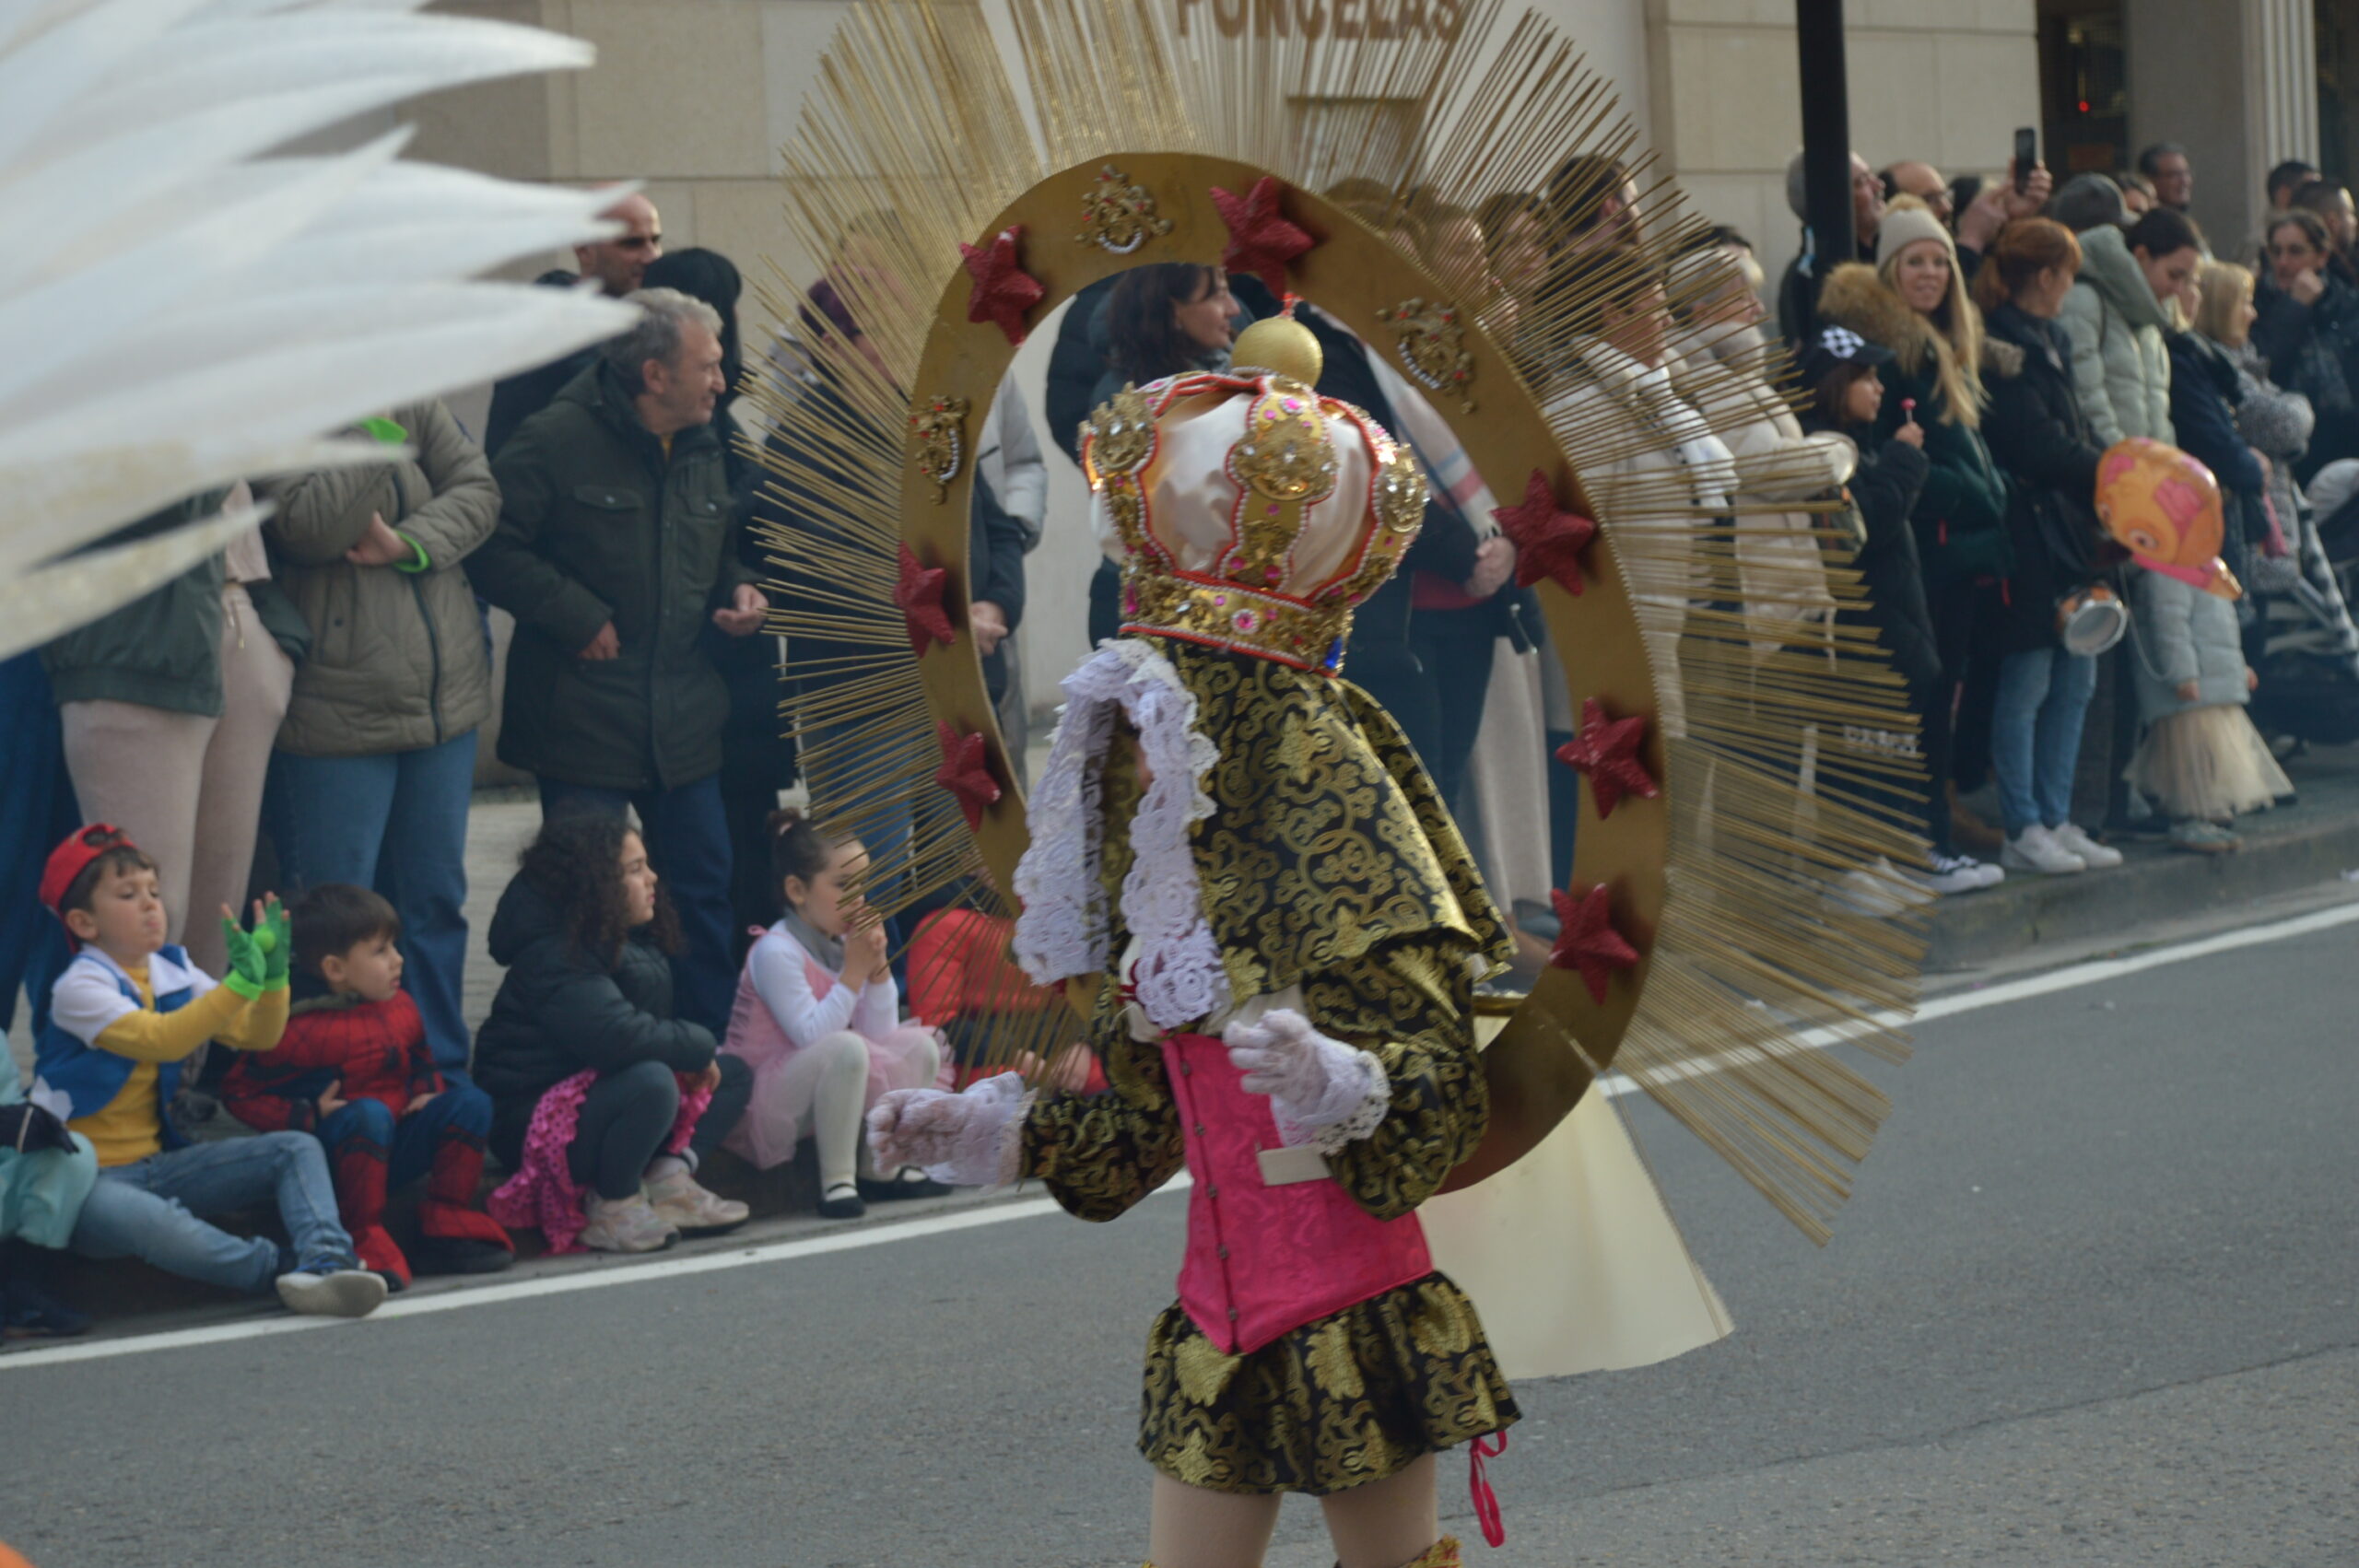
[744,0,1924,1242]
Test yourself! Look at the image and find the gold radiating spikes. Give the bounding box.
[749,0,1923,1241]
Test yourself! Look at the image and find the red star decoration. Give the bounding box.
[1549,883,1640,1005]
[1210,176,1315,298]
[894,544,957,656]
[959,225,1045,345]
[934,721,1003,831]
[1493,469,1598,595]
[1555,698,1660,818]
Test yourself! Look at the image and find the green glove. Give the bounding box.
[259,895,292,989]
[220,914,269,1000]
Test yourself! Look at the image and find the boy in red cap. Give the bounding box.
[33,825,386,1317]
[223,883,513,1288]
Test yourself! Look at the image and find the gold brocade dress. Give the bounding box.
[1015,643,1521,1496]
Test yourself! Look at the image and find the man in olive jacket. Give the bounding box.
[470,288,765,1035]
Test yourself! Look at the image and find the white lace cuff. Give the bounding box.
[924,1073,1036,1188]
[1271,1047,1390,1153]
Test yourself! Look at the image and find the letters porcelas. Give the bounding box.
[1176,0,1468,43]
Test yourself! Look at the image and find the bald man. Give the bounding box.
[1884,160,1954,224]
[484,190,664,457]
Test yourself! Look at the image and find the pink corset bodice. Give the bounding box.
[1162,1031,1431,1354]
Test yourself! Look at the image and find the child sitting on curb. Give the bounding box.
[722,811,944,1220]
[477,815,752,1254]
[37,825,384,1318]
[222,883,513,1289]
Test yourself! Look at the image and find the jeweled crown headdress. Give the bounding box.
[1083,325,1426,674]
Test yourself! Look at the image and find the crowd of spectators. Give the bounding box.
[7,135,2359,1336]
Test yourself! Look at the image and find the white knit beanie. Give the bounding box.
[1875,199,1956,272]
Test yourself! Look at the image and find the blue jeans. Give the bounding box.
[1991,648,2097,837]
[538,776,735,1036]
[69,1133,357,1293]
[792,710,912,910]
[273,732,478,1074]
[316,1082,492,1188]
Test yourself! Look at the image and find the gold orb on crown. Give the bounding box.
[1228,314,1323,387]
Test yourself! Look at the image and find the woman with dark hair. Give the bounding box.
[1086,263,1242,645]
[1543,152,1640,257]
[2061,206,2199,448]
[477,813,753,1253]
[2290,181,2359,286]
[2254,208,2359,481]
[1098,263,1238,393]
[1971,217,2122,874]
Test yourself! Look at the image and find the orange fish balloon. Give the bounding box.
[2092,437,2242,600]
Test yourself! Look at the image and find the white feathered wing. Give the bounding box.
[0,0,640,656]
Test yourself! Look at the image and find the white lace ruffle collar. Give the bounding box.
[1011,639,1229,1031]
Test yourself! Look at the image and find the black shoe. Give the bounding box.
[860,1169,951,1202]
[409,1237,517,1277]
[816,1183,866,1221]
[2,1278,92,1340]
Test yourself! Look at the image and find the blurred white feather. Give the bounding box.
[0,0,639,656]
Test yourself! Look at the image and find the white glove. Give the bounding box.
[1224,1009,1389,1151]
[866,1071,1033,1188]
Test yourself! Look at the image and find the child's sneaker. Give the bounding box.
[579,1191,676,1254]
[643,1167,750,1235]
[413,1201,515,1277]
[276,1266,390,1318]
[349,1223,412,1293]
[1919,853,2001,895]
[2168,819,2239,854]
[2,1276,92,1340]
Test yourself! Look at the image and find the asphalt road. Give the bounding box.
[4,915,2354,1568]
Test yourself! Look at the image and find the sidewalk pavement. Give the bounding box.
[1930,740,2359,973]
[12,739,2358,1328]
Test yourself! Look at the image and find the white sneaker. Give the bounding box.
[579,1191,677,1254]
[276,1267,389,1318]
[2002,825,2085,874]
[2050,823,2123,868]
[1919,853,1997,895]
[1831,858,1936,916]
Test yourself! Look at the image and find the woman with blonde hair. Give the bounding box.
[1814,196,2012,891]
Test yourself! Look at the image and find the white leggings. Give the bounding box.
[755,1031,941,1190]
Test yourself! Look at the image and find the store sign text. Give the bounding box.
[1175,0,1468,42]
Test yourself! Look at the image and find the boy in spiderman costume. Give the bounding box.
[223,883,512,1288]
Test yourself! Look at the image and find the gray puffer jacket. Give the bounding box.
[263,400,499,756]
[2129,568,2249,721]
[2060,225,2176,447]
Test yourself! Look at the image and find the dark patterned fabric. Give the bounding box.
[1138,1271,1518,1495]
[1021,932,1514,1493]
[1133,641,1511,1006]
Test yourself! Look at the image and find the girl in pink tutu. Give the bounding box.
[722,810,942,1218]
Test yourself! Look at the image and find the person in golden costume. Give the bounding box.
[870,316,1514,1568]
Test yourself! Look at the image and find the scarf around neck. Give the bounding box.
[780,907,846,974]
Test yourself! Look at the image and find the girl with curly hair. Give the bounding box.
[476,813,754,1253]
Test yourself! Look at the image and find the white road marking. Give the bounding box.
[9,897,2353,1374]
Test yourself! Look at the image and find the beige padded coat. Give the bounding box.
[262,400,499,756]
